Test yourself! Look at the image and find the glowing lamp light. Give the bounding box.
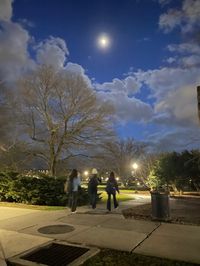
[84,171,88,176]
[132,163,138,170]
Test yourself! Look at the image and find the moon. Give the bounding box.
[97,34,111,49]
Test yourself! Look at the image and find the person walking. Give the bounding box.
[106,171,119,212]
[88,168,101,209]
[67,169,81,213]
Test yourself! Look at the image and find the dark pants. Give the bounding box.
[68,191,78,212]
[107,193,118,211]
[89,192,97,209]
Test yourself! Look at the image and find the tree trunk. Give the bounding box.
[50,157,57,176]
[171,183,178,193]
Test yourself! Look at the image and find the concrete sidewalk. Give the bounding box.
[0,199,200,265]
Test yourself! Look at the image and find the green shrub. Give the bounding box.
[0,170,19,179]
[0,175,90,206]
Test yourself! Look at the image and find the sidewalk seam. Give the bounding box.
[62,215,115,241]
[0,239,7,266]
[131,222,161,253]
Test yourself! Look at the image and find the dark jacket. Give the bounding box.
[106,178,119,194]
[88,174,100,193]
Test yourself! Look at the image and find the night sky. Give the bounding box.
[1,0,200,151]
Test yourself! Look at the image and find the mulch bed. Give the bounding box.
[122,197,200,225]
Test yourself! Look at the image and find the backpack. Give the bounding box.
[106,181,116,194]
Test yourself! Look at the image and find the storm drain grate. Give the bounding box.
[21,243,89,266]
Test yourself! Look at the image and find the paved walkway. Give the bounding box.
[0,196,200,265]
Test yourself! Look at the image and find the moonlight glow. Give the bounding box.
[97,34,111,49]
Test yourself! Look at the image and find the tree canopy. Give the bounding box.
[147,150,200,191]
[14,65,113,175]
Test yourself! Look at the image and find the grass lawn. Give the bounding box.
[0,202,65,211]
[99,191,134,203]
[0,189,134,210]
[82,249,196,266]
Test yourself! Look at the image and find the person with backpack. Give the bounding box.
[88,168,101,209]
[66,169,81,213]
[106,171,119,212]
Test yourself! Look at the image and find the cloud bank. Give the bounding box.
[1,0,200,151]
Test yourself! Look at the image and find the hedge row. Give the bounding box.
[0,173,90,206]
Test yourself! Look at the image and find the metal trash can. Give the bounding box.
[150,191,170,221]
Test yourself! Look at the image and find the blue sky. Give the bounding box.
[13,0,180,80]
[1,0,200,151]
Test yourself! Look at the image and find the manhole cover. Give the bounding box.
[20,243,89,266]
[38,225,74,234]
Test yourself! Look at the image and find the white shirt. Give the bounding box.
[72,176,81,192]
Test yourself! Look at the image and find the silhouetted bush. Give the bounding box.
[0,174,90,206]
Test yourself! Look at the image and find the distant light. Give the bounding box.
[116,177,119,181]
[97,33,111,49]
[105,177,109,181]
[132,163,138,170]
[84,171,88,176]
[137,182,140,186]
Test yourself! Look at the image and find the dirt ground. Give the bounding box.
[122,196,200,225]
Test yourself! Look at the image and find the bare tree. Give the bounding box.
[0,141,34,171]
[98,137,146,183]
[18,65,113,176]
[0,82,19,153]
[136,153,158,189]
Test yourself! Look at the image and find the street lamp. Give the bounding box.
[84,170,89,181]
[131,163,139,185]
[132,163,138,170]
[84,171,89,176]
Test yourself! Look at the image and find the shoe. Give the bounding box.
[71,211,77,214]
[115,206,119,210]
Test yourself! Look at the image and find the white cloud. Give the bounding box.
[180,55,200,68]
[64,62,92,87]
[0,0,36,82]
[0,21,34,82]
[0,0,199,153]
[168,43,200,54]
[0,0,69,82]
[165,54,200,68]
[139,67,200,99]
[96,84,153,124]
[96,76,141,95]
[158,0,172,6]
[154,84,199,126]
[0,0,13,21]
[35,36,69,69]
[166,57,176,64]
[94,75,152,124]
[159,9,183,33]
[159,0,200,34]
[146,127,200,152]
[183,0,200,25]
[130,65,200,132]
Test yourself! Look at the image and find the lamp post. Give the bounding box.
[197,86,200,122]
[130,163,139,186]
